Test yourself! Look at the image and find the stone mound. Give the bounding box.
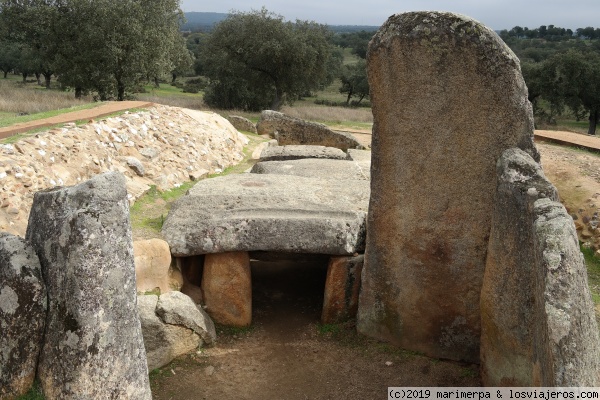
[259,145,348,161]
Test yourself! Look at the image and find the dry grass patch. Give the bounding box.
[137,93,206,110]
[0,78,92,114]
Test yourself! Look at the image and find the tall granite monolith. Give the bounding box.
[0,233,46,399]
[481,148,600,386]
[357,11,539,362]
[26,172,151,399]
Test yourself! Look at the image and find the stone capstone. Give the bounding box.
[26,172,151,399]
[357,11,539,363]
[258,145,348,162]
[202,252,252,327]
[251,158,369,181]
[162,173,369,256]
[134,238,183,295]
[256,110,364,151]
[481,148,600,386]
[0,233,46,399]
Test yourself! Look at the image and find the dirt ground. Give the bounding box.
[150,260,480,400]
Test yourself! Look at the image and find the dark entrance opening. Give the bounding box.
[250,253,329,339]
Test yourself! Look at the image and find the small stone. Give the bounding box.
[205,366,215,376]
[385,361,393,367]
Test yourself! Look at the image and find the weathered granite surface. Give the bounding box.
[0,233,46,399]
[258,145,348,161]
[256,110,364,151]
[251,158,369,181]
[162,173,369,256]
[138,294,205,371]
[482,148,600,386]
[357,11,538,363]
[26,172,151,399]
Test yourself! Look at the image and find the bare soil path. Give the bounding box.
[0,100,153,139]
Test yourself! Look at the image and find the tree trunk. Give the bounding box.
[271,86,284,110]
[154,77,160,88]
[117,80,125,101]
[3,71,7,79]
[75,87,82,99]
[35,72,41,85]
[346,90,353,105]
[171,73,177,83]
[589,109,599,135]
[42,72,51,89]
[22,73,27,83]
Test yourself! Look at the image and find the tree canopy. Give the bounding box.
[201,8,340,111]
[0,0,192,100]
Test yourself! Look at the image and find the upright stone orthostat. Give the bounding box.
[358,11,538,362]
[0,233,46,399]
[26,172,151,399]
[481,148,600,386]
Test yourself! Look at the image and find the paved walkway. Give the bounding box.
[0,100,153,139]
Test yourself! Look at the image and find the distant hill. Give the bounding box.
[181,12,379,33]
[181,12,228,31]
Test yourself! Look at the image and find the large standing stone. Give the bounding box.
[0,233,46,399]
[357,12,539,362]
[481,148,600,386]
[202,252,252,327]
[26,172,151,399]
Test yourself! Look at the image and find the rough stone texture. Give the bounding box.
[481,148,600,386]
[321,255,363,324]
[162,174,369,256]
[0,233,46,399]
[228,115,257,134]
[202,252,252,327]
[134,239,183,294]
[357,11,539,363]
[0,105,247,237]
[26,172,151,399]
[156,291,216,345]
[137,295,202,371]
[259,145,348,162]
[251,159,369,181]
[256,110,364,151]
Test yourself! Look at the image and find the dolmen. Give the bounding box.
[162,145,370,326]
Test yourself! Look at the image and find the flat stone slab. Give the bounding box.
[251,158,370,181]
[162,174,369,256]
[259,145,348,161]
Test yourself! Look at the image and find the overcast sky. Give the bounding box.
[180,0,600,30]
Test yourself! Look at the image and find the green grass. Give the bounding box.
[16,382,45,400]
